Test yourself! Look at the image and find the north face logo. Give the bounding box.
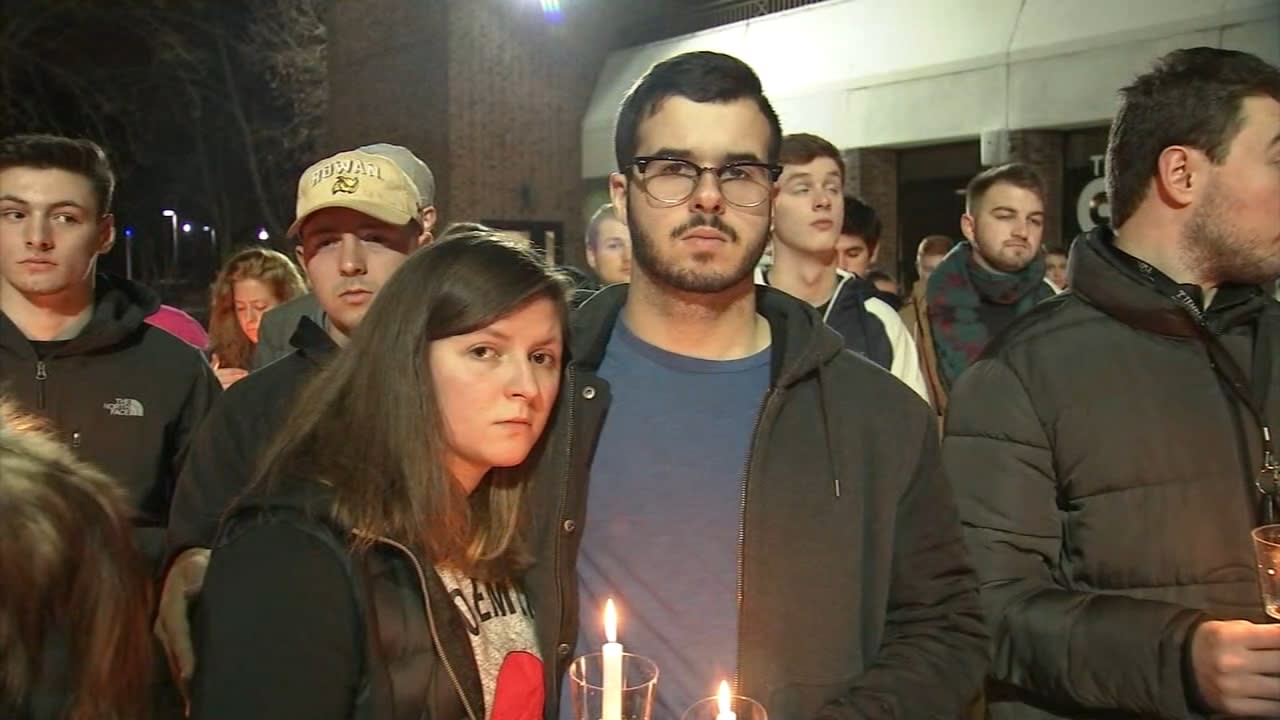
[103,398,145,417]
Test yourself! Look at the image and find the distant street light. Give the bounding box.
[123,228,134,279]
[181,222,192,233]
[204,225,218,264]
[257,228,270,242]
[162,210,178,277]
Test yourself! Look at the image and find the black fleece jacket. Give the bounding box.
[0,273,219,566]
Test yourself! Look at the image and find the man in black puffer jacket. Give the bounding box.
[945,48,1280,719]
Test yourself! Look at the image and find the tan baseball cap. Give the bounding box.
[287,149,421,238]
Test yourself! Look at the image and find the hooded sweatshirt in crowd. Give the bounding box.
[0,273,220,567]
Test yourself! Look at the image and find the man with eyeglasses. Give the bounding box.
[529,51,986,720]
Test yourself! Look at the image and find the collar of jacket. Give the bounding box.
[1071,225,1266,337]
[752,265,866,325]
[569,282,851,497]
[287,315,340,367]
[829,268,878,318]
[0,273,160,357]
[569,282,846,388]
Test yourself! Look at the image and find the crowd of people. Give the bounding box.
[0,42,1279,720]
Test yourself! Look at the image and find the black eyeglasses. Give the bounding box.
[626,156,781,208]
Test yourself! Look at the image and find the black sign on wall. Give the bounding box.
[1063,128,1112,249]
[1065,153,1111,247]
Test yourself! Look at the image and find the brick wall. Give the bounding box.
[327,0,613,270]
[445,3,611,268]
[843,147,899,276]
[326,1,450,209]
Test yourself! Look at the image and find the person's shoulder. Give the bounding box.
[221,501,339,543]
[134,322,212,372]
[862,295,909,330]
[145,305,209,349]
[824,344,930,413]
[209,512,354,604]
[981,291,1094,359]
[807,350,936,464]
[263,294,319,325]
[224,352,312,404]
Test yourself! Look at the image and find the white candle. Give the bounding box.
[717,680,737,720]
[603,598,623,720]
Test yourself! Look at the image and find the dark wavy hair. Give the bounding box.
[253,229,571,581]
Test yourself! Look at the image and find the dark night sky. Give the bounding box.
[1,0,302,306]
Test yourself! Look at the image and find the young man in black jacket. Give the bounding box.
[156,146,433,683]
[0,134,219,567]
[945,48,1280,719]
[527,51,986,720]
[763,132,929,401]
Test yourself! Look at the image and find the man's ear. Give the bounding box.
[960,214,976,243]
[586,245,599,271]
[418,206,438,246]
[609,172,628,225]
[1153,145,1199,210]
[97,214,116,255]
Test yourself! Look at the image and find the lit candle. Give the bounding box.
[717,680,736,720]
[603,599,622,720]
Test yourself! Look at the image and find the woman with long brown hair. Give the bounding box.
[0,403,152,720]
[207,247,306,388]
[191,230,569,720]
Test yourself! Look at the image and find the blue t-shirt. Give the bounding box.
[573,319,770,719]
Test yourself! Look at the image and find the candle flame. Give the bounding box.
[718,680,732,715]
[605,598,617,643]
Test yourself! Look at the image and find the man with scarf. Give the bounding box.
[923,163,1054,414]
[945,47,1280,719]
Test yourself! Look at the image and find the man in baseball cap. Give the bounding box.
[157,146,434,687]
[254,144,437,368]
[283,147,431,342]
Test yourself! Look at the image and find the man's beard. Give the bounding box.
[974,225,1035,273]
[626,195,767,294]
[1181,181,1280,286]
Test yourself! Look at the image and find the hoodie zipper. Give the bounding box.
[823,274,850,324]
[734,387,777,692]
[35,360,47,409]
[368,534,480,720]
